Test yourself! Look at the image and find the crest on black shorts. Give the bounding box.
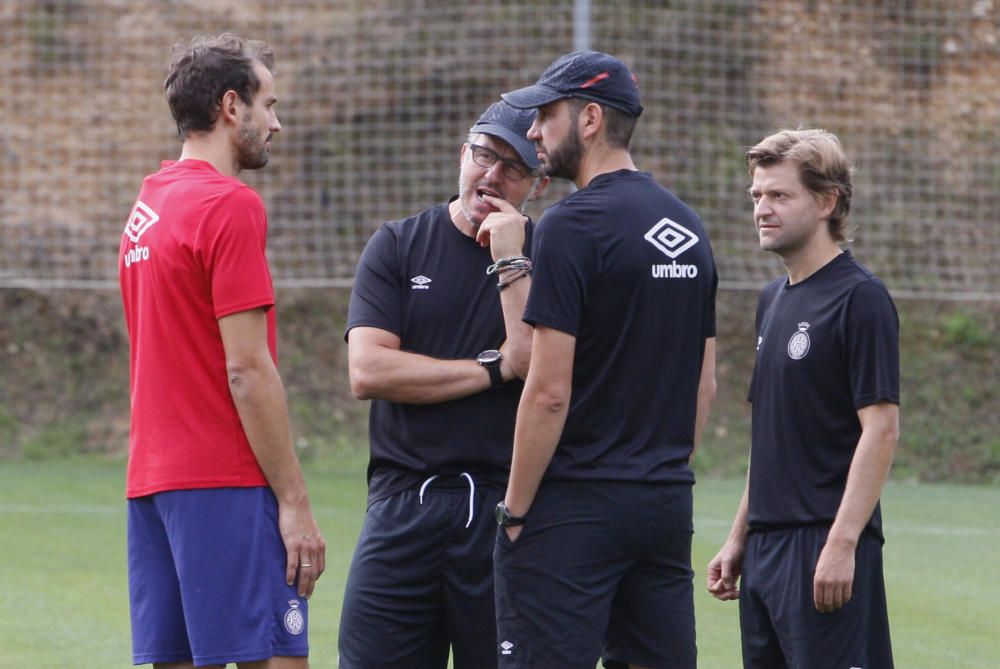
[787,322,811,360]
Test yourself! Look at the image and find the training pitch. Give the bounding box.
[0,459,997,668]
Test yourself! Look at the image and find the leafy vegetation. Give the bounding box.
[1,288,997,483]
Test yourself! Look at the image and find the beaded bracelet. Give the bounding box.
[487,255,533,275]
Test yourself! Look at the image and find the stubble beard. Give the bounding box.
[541,124,583,182]
[236,114,270,171]
[457,169,531,231]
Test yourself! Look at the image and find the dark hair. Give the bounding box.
[568,97,637,149]
[746,129,854,242]
[164,33,274,139]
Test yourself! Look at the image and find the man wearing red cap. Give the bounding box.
[495,51,718,669]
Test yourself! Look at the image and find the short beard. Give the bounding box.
[236,114,270,171]
[458,171,481,230]
[542,123,584,181]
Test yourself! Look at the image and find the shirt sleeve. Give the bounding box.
[345,224,403,340]
[200,186,275,319]
[522,209,597,336]
[843,279,901,409]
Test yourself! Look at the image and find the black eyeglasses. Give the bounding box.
[468,144,534,181]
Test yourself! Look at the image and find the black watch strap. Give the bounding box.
[495,501,527,527]
[484,362,503,388]
[476,349,504,388]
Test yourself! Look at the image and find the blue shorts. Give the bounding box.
[494,480,696,669]
[127,487,309,666]
[338,475,504,669]
[739,526,893,669]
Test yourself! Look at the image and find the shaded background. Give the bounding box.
[4,0,999,297]
[1,1,997,481]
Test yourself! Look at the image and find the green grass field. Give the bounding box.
[1,459,997,668]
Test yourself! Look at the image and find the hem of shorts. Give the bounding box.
[133,651,192,665]
[193,647,307,666]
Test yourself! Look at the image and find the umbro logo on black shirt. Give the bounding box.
[644,217,699,258]
[644,217,701,279]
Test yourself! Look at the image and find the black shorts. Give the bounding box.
[740,526,893,669]
[338,475,504,669]
[494,480,696,669]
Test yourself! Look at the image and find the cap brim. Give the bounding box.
[469,122,540,170]
[501,84,568,111]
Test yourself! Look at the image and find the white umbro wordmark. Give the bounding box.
[500,640,514,656]
[410,275,432,290]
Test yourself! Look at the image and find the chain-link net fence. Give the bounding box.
[2,0,998,300]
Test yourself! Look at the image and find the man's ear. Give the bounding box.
[818,189,838,221]
[219,89,241,126]
[578,102,603,141]
[529,175,551,201]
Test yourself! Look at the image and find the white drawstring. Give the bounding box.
[417,473,477,528]
[418,475,439,504]
[459,472,475,528]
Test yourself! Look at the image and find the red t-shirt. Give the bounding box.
[119,159,274,498]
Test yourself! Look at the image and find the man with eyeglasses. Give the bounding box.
[339,100,549,669]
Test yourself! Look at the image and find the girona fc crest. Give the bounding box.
[787,322,811,360]
[283,599,305,635]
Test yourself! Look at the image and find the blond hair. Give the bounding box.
[747,129,854,242]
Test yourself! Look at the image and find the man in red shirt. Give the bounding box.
[119,33,325,668]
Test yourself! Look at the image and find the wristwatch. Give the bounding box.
[495,501,527,527]
[476,349,504,388]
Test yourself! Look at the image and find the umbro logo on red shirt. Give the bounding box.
[125,200,160,243]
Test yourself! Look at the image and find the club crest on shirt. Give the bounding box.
[283,599,305,635]
[787,322,811,360]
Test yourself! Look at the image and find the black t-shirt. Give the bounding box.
[525,170,717,483]
[346,201,531,502]
[747,251,900,539]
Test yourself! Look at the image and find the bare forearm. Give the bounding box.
[498,276,532,379]
[727,479,750,546]
[692,338,717,458]
[505,326,576,516]
[228,360,307,503]
[828,426,896,547]
[350,346,492,404]
[707,473,750,600]
[504,384,569,516]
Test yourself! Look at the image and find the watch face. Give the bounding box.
[477,349,502,366]
[495,501,525,526]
